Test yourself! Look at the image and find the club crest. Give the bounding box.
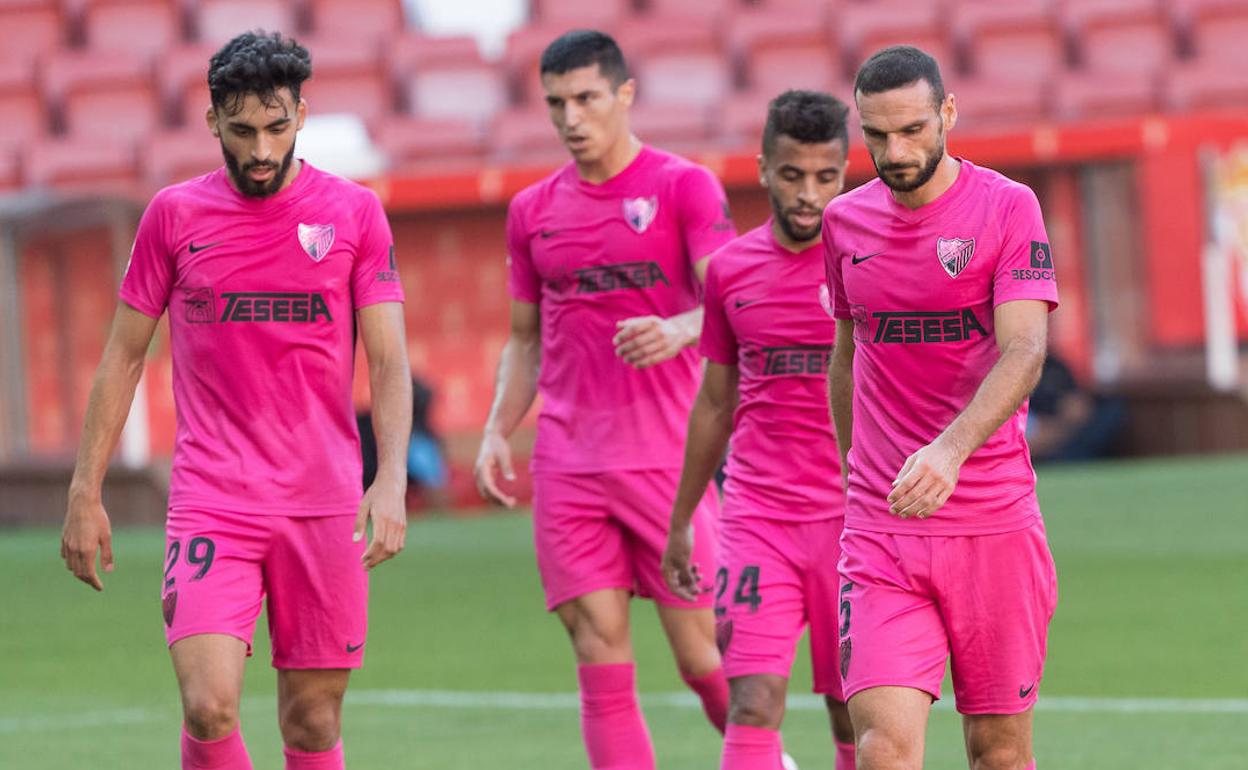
[298,223,335,262]
[937,237,975,278]
[622,196,659,234]
[162,590,178,628]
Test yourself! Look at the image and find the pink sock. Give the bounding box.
[283,740,344,770]
[720,723,783,770]
[835,739,856,770]
[577,663,656,770]
[181,725,252,770]
[683,667,730,733]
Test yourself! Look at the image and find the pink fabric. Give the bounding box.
[120,163,403,516]
[682,667,730,733]
[532,470,718,611]
[163,509,367,669]
[283,740,344,770]
[577,663,656,770]
[835,739,856,770]
[1024,761,1036,769]
[181,725,252,770]
[700,222,844,521]
[719,723,783,770]
[506,146,736,473]
[837,522,1058,714]
[716,516,845,698]
[823,160,1058,535]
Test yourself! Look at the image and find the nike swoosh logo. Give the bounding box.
[1019,682,1036,698]
[734,299,756,309]
[851,251,883,265]
[188,241,223,254]
[539,229,560,239]
[346,642,365,653]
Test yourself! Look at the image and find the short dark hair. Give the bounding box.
[762,90,850,156]
[539,30,629,87]
[208,31,312,115]
[853,45,945,107]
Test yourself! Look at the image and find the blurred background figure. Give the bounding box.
[1027,349,1128,463]
[359,375,449,509]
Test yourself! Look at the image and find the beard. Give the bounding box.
[222,142,296,198]
[874,134,945,193]
[770,190,822,244]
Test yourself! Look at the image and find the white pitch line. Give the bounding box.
[5,691,1247,734]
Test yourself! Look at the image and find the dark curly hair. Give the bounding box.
[762,90,850,157]
[207,31,312,116]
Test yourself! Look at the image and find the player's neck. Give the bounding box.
[770,219,817,254]
[577,134,642,185]
[890,154,961,210]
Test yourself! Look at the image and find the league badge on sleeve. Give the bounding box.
[937,237,976,278]
[297,223,335,262]
[622,196,659,234]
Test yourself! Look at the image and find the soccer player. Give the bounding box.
[663,90,857,770]
[60,32,411,770]
[473,30,736,769]
[824,46,1059,770]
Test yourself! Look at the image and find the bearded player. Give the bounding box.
[473,30,736,770]
[663,90,856,770]
[825,46,1059,770]
[60,32,411,770]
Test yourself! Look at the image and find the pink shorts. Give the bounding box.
[532,470,719,612]
[162,508,368,669]
[837,520,1058,714]
[716,514,845,699]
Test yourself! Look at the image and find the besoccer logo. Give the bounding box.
[1012,241,1056,281]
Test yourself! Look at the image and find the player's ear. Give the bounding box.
[295,97,308,130]
[941,93,957,133]
[756,153,768,188]
[206,104,219,137]
[616,77,636,108]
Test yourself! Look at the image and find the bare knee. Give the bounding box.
[856,728,923,770]
[825,696,855,745]
[971,745,1032,770]
[279,692,343,752]
[965,712,1033,770]
[181,690,239,740]
[727,676,786,730]
[556,595,632,665]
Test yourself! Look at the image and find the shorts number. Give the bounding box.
[839,582,854,637]
[713,567,729,618]
[163,536,217,589]
[733,565,762,612]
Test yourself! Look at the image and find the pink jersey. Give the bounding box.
[700,222,843,521]
[823,160,1058,535]
[120,163,404,515]
[507,146,735,473]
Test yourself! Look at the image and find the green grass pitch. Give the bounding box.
[2,454,1246,768]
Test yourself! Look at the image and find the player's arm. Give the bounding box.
[474,299,541,508]
[828,318,856,491]
[662,361,738,600]
[613,255,713,369]
[355,302,412,569]
[62,302,160,591]
[888,300,1049,519]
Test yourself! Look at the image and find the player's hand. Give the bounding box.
[661,523,706,602]
[474,431,517,508]
[613,315,689,369]
[887,439,964,519]
[355,475,407,570]
[61,492,114,591]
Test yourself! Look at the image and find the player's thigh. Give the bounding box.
[553,588,634,663]
[267,513,367,670]
[962,710,1034,769]
[163,509,268,655]
[277,668,352,747]
[533,472,632,612]
[936,521,1058,715]
[838,529,948,703]
[611,469,719,608]
[714,516,807,683]
[170,633,249,727]
[804,516,848,700]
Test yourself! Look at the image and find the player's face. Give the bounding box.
[760,135,848,245]
[542,65,635,164]
[207,87,306,198]
[856,80,956,193]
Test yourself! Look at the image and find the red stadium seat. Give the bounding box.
[299,38,392,124]
[26,135,138,189]
[629,103,713,155]
[403,59,508,126]
[717,88,774,148]
[193,0,298,46]
[1054,70,1159,121]
[1064,0,1177,76]
[79,0,181,57]
[389,32,484,72]
[728,11,841,94]
[489,108,565,165]
[957,1,1065,83]
[0,59,46,146]
[503,23,573,106]
[840,0,954,75]
[143,126,224,185]
[0,142,19,191]
[0,0,63,61]
[623,24,732,108]
[307,0,405,44]
[1180,0,1248,66]
[530,0,630,26]
[43,50,161,142]
[1164,59,1248,112]
[946,76,1052,134]
[372,117,486,173]
[646,0,734,18]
